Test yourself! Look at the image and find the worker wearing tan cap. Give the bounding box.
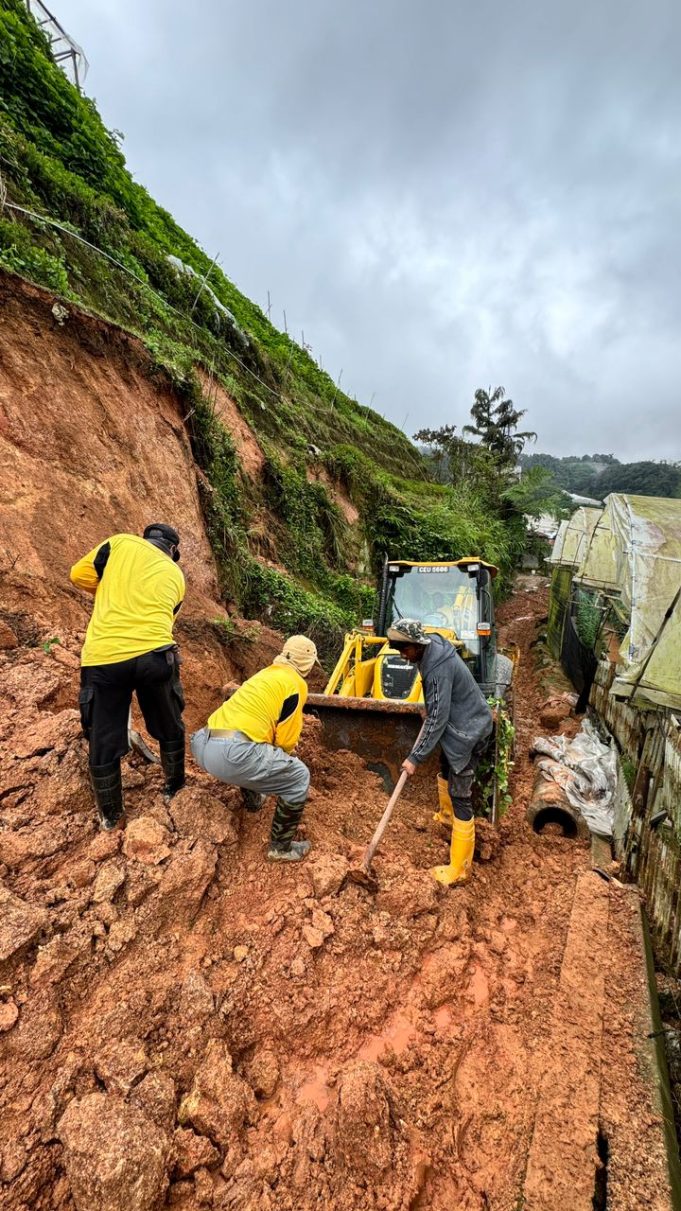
[191,636,317,861]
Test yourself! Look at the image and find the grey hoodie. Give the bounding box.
[408,634,493,772]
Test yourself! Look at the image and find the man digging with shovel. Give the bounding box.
[389,619,493,886]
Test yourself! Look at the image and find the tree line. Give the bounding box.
[518,452,681,500]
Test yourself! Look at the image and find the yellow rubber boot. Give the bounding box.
[431,817,475,886]
[432,775,454,833]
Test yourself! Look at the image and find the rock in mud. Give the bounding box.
[0,813,84,867]
[309,853,349,898]
[125,862,160,908]
[193,1165,214,1205]
[7,987,62,1060]
[0,1135,27,1182]
[123,816,172,865]
[179,968,215,1022]
[94,1037,149,1095]
[2,658,61,710]
[302,925,325,950]
[131,1071,177,1132]
[105,918,138,957]
[172,1128,220,1178]
[70,858,96,888]
[12,708,81,759]
[88,832,121,862]
[143,839,217,930]
[169,785,238,847]
[58,1092,169,1211]
[0,618,18,648]
[92,859,126,904]
[245,1048,280,1099]
[311,906,334,938]
[0,884,48,962]
[30,929,86,987]
[178,1040,257,1148]
[0,999,19,1032]
[334,1061,395,1178]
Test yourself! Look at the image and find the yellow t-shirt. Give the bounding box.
[70,533,185,667]
[208,663,307,753]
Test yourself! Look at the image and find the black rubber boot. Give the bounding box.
[242,788,266,813]
[160,738,185,801]
[90,761,124,831]
[268,797,310,861]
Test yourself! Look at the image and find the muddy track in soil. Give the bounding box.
[0,580,669,1210]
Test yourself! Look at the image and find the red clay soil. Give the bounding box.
[0,577,672,1211]
[0,279,672,1208]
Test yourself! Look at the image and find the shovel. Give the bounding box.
[348,770,409,891]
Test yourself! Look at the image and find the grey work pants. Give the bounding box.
[440,734,491,822]
[190,727,310,803]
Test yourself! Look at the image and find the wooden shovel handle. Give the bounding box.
[361,770,409,871]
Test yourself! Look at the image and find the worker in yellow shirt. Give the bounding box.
[70,524,186,829]
[191,635,317,862]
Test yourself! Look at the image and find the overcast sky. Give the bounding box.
[55,0,680,460]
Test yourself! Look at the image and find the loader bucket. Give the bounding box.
[304,694,424,792]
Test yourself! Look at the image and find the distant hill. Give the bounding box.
[518,453,681,501]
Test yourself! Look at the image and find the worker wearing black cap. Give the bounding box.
[70,525,186,829]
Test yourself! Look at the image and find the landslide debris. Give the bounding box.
[1,560,669,1211]
[1,587,600,1211]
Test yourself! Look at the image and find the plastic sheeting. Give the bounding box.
[573,504,620,590]
[533,719,618,837]
[548,507,602,568]
[609,497,681,706]
[548,520,569,564]
[569,495,681,710]
[613,591,681,709]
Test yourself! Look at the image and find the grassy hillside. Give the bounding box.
[0,0,525,652]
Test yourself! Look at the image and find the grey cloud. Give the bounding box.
[55,0,681,459]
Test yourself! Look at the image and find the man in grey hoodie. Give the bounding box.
[387,618,493,885]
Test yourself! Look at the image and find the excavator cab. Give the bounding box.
[377,559,499,695]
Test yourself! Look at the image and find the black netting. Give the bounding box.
[561,612,598,711]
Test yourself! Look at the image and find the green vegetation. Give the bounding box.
[476,701,515,818]
[519,451,681,500]
[0,0,539,658]
[415,386,537,481]
[574,588,604,651]
[462,386,536,464]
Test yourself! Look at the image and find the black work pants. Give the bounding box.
[79,647,184,767]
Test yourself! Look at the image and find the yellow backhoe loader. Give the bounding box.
[305,557,516,806]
